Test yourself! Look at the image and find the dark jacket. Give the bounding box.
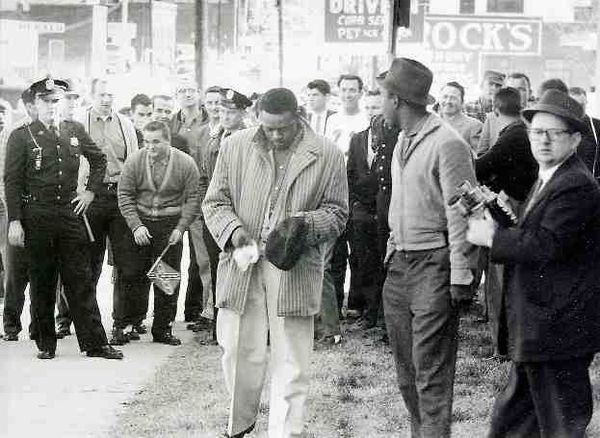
[4,119,106,221]
[475,120,538,202]
[347,128,377,213]
[576,115,600,179]
[491,155,600,362]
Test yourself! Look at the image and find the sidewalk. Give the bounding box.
[0,243,197,438]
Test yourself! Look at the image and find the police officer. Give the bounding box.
[4,77,123,360]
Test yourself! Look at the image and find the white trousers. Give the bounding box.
[188,218,214,318]
[217,259,314,438]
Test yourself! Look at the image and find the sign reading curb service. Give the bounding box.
[325,0,387,42]
[424,15,542,55]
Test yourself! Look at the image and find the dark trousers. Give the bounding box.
[329,231,347,314]
[24,205,108,353]
[87,192,130,326]
[118,217,182,335]
[489,356,594,438]
[202,221,220,338]
[316,241,342,338]
[383,247,458,438]
[184,235,203,320]
[55,277,71,330]
[347,205,383,324]
[2,244,29,335]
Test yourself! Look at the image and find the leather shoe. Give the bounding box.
[86,345,124,360]
[133,324,147,334]
[128,330,141,341]
[55,327,71,339]
[3,333,18,341]
[190,318,212,332]
[109,329,130,346]
[153,333,182,346]
[37,350,55,360]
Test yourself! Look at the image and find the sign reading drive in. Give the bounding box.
[325,0,386,42]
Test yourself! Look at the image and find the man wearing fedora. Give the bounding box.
[467,90,600,437]
[203,87,348,438]
[380,58,477,437]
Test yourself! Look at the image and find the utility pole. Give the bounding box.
[277,0,283,86]
[195,0,204,89]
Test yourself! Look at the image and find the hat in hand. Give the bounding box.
[265,216,308,271]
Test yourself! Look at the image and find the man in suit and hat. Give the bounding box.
[467,89,600,437]
[380,58,477,437]
[4,77,123,359]
[203,87,348,437]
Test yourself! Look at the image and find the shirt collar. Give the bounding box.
[538,162,562,186]
[91,108,113,122]
[39,118,59,134]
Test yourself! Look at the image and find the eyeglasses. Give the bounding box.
[527,128,572,141]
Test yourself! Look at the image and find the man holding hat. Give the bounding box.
[380,58,477,437]
[467,90,600,437]
[203,87,348,437]
[4,77,122,359]
[465,69,505,123]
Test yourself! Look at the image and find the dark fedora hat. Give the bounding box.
[380,58,435,106]
[522,89,586,132]
[265,216,308,271]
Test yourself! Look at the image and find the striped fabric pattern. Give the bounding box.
[202,124,349,316]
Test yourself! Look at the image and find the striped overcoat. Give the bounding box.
[202,124,348,316]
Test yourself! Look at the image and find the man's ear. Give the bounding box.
[571,131,582,149]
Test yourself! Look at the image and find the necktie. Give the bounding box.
[524,178,543,215]
[48,124,58,139]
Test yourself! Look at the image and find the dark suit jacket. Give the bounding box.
[491,155,600,362]
[475,120,538,202]
[576,115,600,178]
[347,128,377,213]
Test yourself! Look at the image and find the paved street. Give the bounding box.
[0,240,196,438]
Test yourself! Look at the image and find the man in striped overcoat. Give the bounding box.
[202,88,348,438]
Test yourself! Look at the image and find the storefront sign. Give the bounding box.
[325,0,386,42]
[424,15,542,55]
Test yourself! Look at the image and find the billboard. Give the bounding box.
[424,15,542,56]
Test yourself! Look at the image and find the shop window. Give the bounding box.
[487,0,524,13]
[460,0,475,14]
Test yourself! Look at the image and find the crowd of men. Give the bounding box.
[1,54,600,438]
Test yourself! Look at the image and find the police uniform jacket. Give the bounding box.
[4,119,107,221]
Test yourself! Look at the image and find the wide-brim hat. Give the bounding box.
[522,89,586,132]
[265,217,308,271]
[379,58,435,106]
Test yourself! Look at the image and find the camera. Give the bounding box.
[448,181,517,228]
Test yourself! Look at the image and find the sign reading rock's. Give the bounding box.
[424,15,542,55]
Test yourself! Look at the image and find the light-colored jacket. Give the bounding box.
[77,109,139,190]
[387,113,477,285]
[202,124,348,316]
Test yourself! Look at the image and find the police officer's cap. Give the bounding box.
[220,89,252,110]
[29,76,68,99]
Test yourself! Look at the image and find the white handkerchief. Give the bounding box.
[233,241,259,272]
